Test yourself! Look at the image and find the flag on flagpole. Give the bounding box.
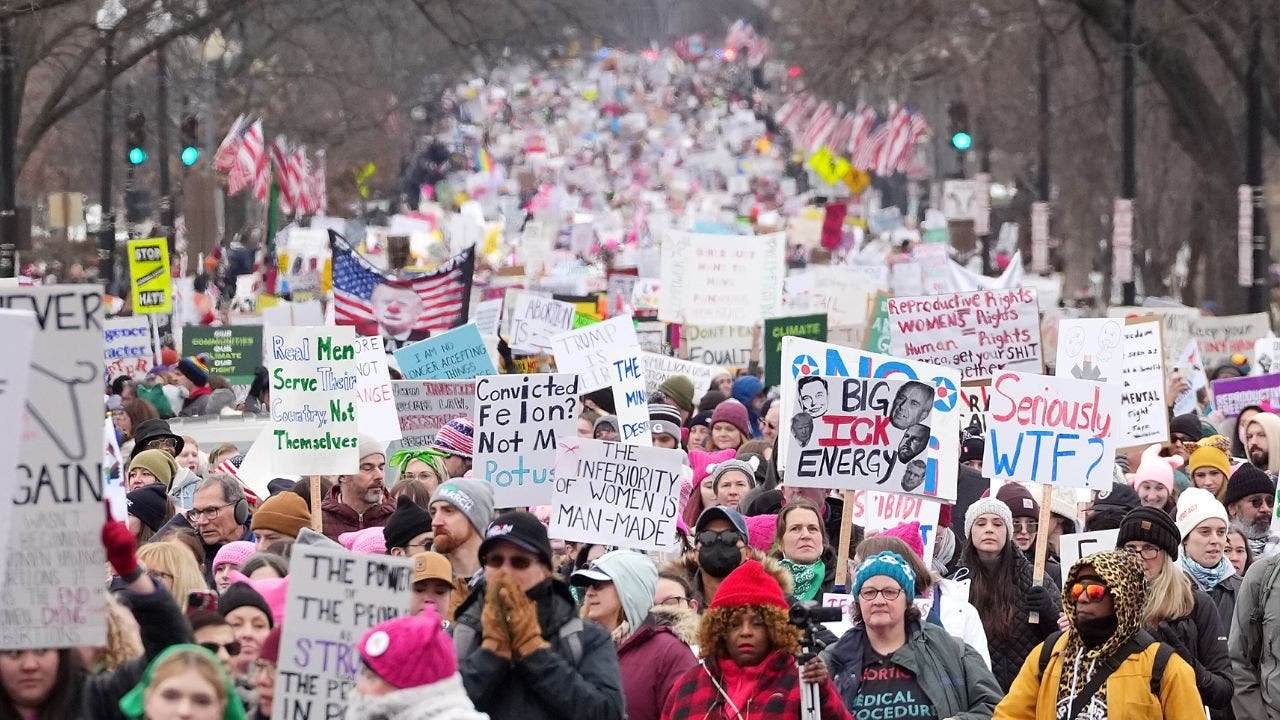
[212,114,246,173]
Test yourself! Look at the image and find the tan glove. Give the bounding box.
[480,574,513,659]
[499,578,551,658]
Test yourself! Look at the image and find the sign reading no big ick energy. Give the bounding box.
[127,237,172,314]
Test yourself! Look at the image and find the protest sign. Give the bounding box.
[549,437,683,550]
[1191,313,1270,368]
[1057,529,1120,574]
[0,310,36,592]
[273,545,413,720]
[1107,305,1198,370]
[763,314,827,388]
[472,298,503,337]
[641,352,725,406]
[473,373,579,507]
[1254,338,1280,375]
[887,287,1042,382]
[784,374,936,494]
[510,293,575,352]
[353,335,401,443]
[393,323,495,381]
[182,325,263,385]
[126,237,172,314]
[550,315,640,392]
[1118,319,1169,447]
[788,265,881,326]
[1212,374,1280,418]
[606,274,638,317]
[682,324,754,368]
[104,316,154,383]
[778,337,962,502]
[267,326,361,475]
[957,384,990,437]
[659,231,784,326]
[984,371,1120,489]
[851,490,942,565]
[607,347,651,445]
[0,285,107,649]
[863,293,892,355]
[1173,339,1208,416]
[1055,318,1125,383]
[390,380,476,451]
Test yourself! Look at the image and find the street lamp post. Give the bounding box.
[0,16,17,278]
[148,9,173,249]
[96,0,126,289]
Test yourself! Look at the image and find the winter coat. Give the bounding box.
[179,386,214,417]
[320,485,394,541]
[1197,572,1242,635]
[660,651,851,720]
[453,578,625,720]
[344,674,487,720]
[917,577,992,669]
[617,606,700,720]
[1232,552,1280,720]
[996,631,1205,720]
[1151,587,1232,710]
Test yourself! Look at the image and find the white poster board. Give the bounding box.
[1057,529,1121,574]
[0,310,36,590]
[1118,319,1169,447]
[641,352,725,406]
[103,316,154,383]
[510,294,575,352]
[887,287,1042,382]
[682,324,754,368]
[473,373,580,507]
[354,335,401,443]
[389,380,475,453]
[267,326,361,474]
[550,315,640,392]
[607,347,651,445]
[1055,318,1126,383]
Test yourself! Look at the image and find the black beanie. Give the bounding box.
[1117,506,1181,559]
[1224,463,1276,507]
[126,483,170,533]
[382,495,433,550]
[218,582,273,627]
[1092,481,1140,515]
[1169,413,1205,442]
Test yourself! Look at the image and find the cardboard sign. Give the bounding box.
[353,335,401,443]
[0,286,107,649]
[550,316,640,392]
[393,323,495,381]
[273,545,413,720]
[682,324,754,368]
[852,490,942,565]
[473,373,579,507]
[182,325,263,385]
[607,347,651,445]
[1192,313,1270,368]
[764,314,828,388]
[778,337,962,502]
[471,298,503,337]
[0,310,36,593]
[1118,319,1169,446]
[863,293,892,355]
[887,288,1042,382]
[1057,529,1120,574]
[510,294,575,352]
[104,316,154,383]
[389,380,475,452]
[641,352,725,406]
[267,326,361,474]
[1056,318,1126,383]
[984,371,1120,488]
[549,437,683,550]
[126,237,172,314]
[1212,374,1280,418]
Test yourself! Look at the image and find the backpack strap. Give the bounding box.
[1038,630,1064,677]
[559,617,585,665]
[1148,641,1174,698]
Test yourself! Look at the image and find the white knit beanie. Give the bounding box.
[964,497,1014,542]
[1175,487,1229,540]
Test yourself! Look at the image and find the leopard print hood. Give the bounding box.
[1062,549,1147,660]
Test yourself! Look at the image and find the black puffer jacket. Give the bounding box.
[1152,587,1233,712]
[953,550,1060,691]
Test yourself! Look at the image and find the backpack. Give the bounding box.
[1037,629,1173,698]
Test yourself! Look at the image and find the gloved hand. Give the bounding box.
[499,577,550,658]
[1025,584,1057,617]
[481,574,513,660]
[101,504,138,579]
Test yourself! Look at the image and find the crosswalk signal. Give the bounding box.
[126,111,147,165]
[948,101,972,153]
[180,113,200,167]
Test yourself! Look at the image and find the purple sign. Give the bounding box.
[1211,374,1280,418]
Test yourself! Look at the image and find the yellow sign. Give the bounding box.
[806,147,852,187]
[842,166,872,196]
[127,237,172,314]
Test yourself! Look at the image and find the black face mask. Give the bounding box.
[698,541,743,578]
[1075,613,1118,648]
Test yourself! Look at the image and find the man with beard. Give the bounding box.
[430,479,495,615]
[1223,464,1280,559]
[897,423,931,463]
[1245,412,1280,478]
[662,506,752,606]
[890,381,935,430]
[321,437,396,540]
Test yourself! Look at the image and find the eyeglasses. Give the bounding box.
[400,472,437,482]
[1012,520,1039,534]
[1070,581,1109,603]
[483,553,533,570]
[658,596,689,607]
[1250,495,1276,509]
[200,641,242,656]
[1170,433,1194,445]
[144,437,178,451]
[1123,543,1162,560]
[148,569,174,583]
[858,587,903,601]
[188,502,233,521]
[696,530,742,546]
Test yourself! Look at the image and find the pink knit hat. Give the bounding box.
[1128,444,1183,495]
[879,521,925,560]
[245,576,289,627]
[711,399,752,439]
[212,541,256,573]
[339,527,388,555]
[744,514,777,552]
[358,609,457,690]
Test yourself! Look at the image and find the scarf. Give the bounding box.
[781,558,824,601]
[345,675,488,720]
[609,620,632,647]
[1181,554,1233,591]
[718,655,772,716]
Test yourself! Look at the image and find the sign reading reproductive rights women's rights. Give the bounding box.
[784,374,937,494]
[550,315,640,392]
[104,316,154,383]
[984,371,1121,489]
[0,285,107,649]
[887,287,1041,381]
[389,380,475,452]
[473,373,579,507]
[549,437,684,551]
[268,326,361,474]
[393,323,495,381]
[273,545,413,720]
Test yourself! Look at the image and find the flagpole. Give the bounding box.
[266,175,280,258]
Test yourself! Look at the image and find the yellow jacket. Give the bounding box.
[995,633,1205,720]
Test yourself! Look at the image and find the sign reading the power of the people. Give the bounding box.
[126,237,172,314]
[550,437,684,551]
[887,288,1041,381]
[473,373,579,507]
[182,325,263,385]
[268,326,361,474]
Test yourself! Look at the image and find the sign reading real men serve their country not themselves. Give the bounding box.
[126,237,172,314]
[268,326,361,475]
[473,373,579,507]
[887,288,1041,382]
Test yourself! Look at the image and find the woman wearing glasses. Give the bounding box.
[1116,506,1233,714]
[571,551,698,720]
[388,448,450,498]
[137,541,210,614]
[998,483,1062,586]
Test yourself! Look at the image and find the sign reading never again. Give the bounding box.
[127,237,172,314]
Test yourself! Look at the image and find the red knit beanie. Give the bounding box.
[709,560,787,611]
[711,399,752,439]
[260,626,282,664]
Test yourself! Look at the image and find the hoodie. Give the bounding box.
[731,376,764,438]
[1248,411,1280,476]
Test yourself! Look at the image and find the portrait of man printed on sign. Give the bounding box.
[896,423,931,463]
[901,459,927,492]
[791,376,828,447]
[890,380,935,430]
[369,282,430,344]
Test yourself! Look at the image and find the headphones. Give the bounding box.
[232,496,249,525]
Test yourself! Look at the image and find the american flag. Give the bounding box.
[223,117,262,197]
[874,105,915,176]
[846,106,877,157]
[212,114,246,172]
[270,136,299,214]
[329,229,475,337]
[245,120,269,201]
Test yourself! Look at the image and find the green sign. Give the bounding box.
[864,293,892,354]
[183,325,263,385]
[763,313,828,388]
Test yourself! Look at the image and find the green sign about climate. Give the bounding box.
[183,325,263,385]
[763,313,828,388]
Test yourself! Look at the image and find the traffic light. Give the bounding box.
[125,111,147,165]
[947,100,972,153]
[180,113,199,167]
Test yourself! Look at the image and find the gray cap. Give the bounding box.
[429,479,495,536]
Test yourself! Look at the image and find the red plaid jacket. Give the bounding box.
[660,651,851,720]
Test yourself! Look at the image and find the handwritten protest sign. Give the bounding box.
[473,373,579,507]
[1108,305,1198,370]
[126,237,172,314]
[1058,529,1120,574]
[641,352,725,406]
[1056,318,1125,383]
[863,293,892,355]
[389,380,475,452]
[393,323,495,381]
[510,294,575,352]
[0,285,107,649]
[1173,339,1208,416]
[0,310,36,592]
[851,490,942,564]
[778,337,962,502]
[1191,313,1270,368]
[550,315,640,392]
[268,326,361,474]
[887,288,1041,381]
[763,314,828,388]
[957,384,990,437]
[471,298,503,337]
[549,437,683,550]
[1254,338,1280,375]
[1118,319,1169,447]
[984,371,1120,489]
[784,374,936,494]
[273,545,413,720]
[1212,374,1280,418]
[682,324,753,368]
[659,231,785,326]
[353,335,401,443]
[607,347,651,445]
[104,316,154,383]
[183,325,263,385]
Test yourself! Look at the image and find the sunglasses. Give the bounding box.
[483,553,533,570]
[1250,495,1276,509]
[144,437,178,451]
[1012,520,1039,534]
[1070,581,1108,602]
[695,529,742,546]
[200,641,242,656]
